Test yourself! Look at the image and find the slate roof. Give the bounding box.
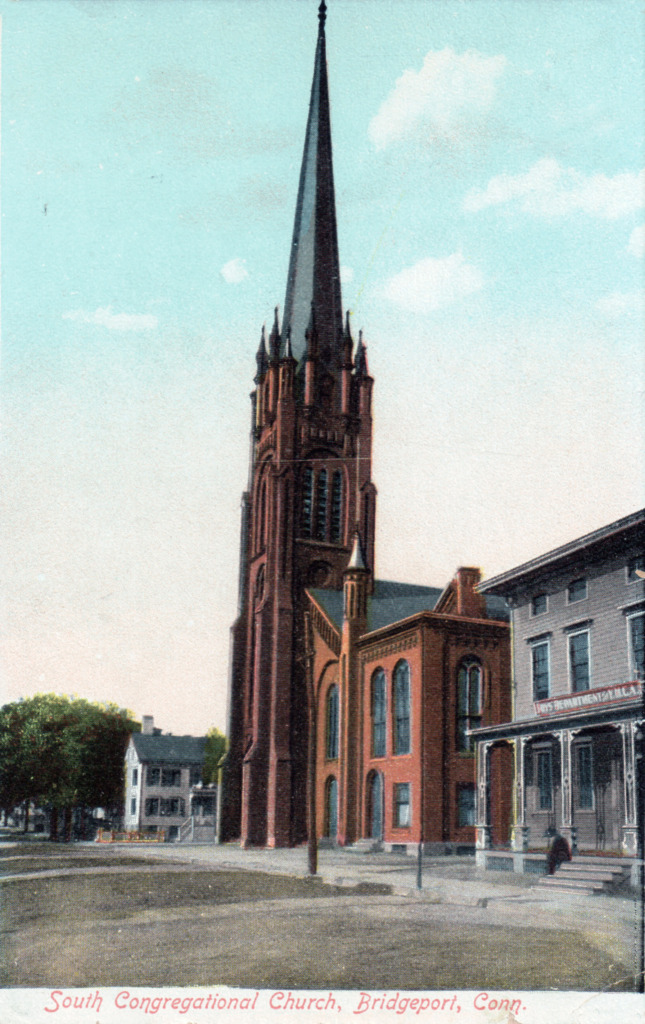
[310,578,509,635]
[131,733,206,765]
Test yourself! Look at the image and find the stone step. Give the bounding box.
[538,876,606,893]
[539,881,604,895]
[552,869,621,883]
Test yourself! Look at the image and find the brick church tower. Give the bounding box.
[220,1,377,847]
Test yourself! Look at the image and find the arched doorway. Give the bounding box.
[325,776,338,841]
[367,771,383,841]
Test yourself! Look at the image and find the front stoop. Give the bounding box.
[536,856,633,895]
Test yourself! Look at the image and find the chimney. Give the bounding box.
[455,568,486,618]
[142,715,154,735]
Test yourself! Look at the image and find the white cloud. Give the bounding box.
[383,252,484,313]
[220,258,248,285]
[369,47,506,150]
[340,266,354,284]
[627,224,645,258]
[596,291,644,317]
[464,159,645,219]
[62,307,158,330]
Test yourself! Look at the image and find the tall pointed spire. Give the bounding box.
[282,0,343,374]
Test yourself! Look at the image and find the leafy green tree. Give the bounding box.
[202,727,227,785]
[0,695,139,839]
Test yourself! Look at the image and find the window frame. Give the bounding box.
[627,611,645,680]
[330,471,343,544]
[531,639,550,700]
[627,556,645,584]
[457,784,476,827]
[392,660,411,756]
[146,767,161,786]
[132,768,138,787]
[567,578,587,603]
[393,782,411,828]
[531,592,548,616]
[301,466,314,538]
[456,659,482,752]
[536,748,553,810]
[568,628,591,693]
[161,768,182,787]
[576,743,594,810]
[325,685,340,760]
[371,669,387,758]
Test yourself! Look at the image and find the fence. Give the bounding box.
[96,828,165,843]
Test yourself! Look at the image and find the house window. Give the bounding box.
[627,556,644,583]
[161,768,182,787]
[146,767,161,786]
[132,768,138,787]
[457,785,476,827]
[394,783,411,827]
[532,593,548,616]
[315,469,328,541]
[628,613,644,680]
[576,744,593,809]
[145,798,159,816]
[190,767,202,786]
[326,685,339,759]
[569,630,590,692]
[457,659,482,752]
[531,641,550,700]
[301,467,313,538]
[330,471,343,543]
[393,660,411,755]
[371,669,386,758]
[568,578,587,603]
[536,749,553,810]
[130,798,136,816]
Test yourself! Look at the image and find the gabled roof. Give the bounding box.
[310,579,443,634]
[131,733,206,765]
[310,577,509,636]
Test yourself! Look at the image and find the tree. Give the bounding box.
[203,727,227,785]
[0,695,139,839]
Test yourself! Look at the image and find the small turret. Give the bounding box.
[255,325,269,383]
[354,329,368,378]
[268,307,281,363]
[341,311,353,415]
[343,531,369,625]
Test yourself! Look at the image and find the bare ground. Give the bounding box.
[0,849,635,991]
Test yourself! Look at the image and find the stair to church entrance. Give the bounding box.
[535,855,633,895]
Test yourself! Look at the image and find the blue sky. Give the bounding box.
[2,0,643,734]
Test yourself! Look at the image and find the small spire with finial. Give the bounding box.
[318,1,327,31]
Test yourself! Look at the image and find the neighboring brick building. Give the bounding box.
[307,540,511,853]
[473,509,644,868]
[124,716,214,841]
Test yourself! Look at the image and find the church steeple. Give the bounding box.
[282,0,343,374]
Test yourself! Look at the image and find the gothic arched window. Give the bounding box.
[326,685,339,760]
[330,471,343,543]
[301,466,313,538]
[371,669,386,757]
[393,660,411,755]
[457,659,482,752]
[315,469,328,541]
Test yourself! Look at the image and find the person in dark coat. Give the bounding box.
[547,833,572,875]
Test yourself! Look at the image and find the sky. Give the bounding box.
[1,0,643,736]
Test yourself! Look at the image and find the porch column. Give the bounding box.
[620,721,639,856]
[556,729,577,853]
[511,735,529,852]
[475,740,492,850]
